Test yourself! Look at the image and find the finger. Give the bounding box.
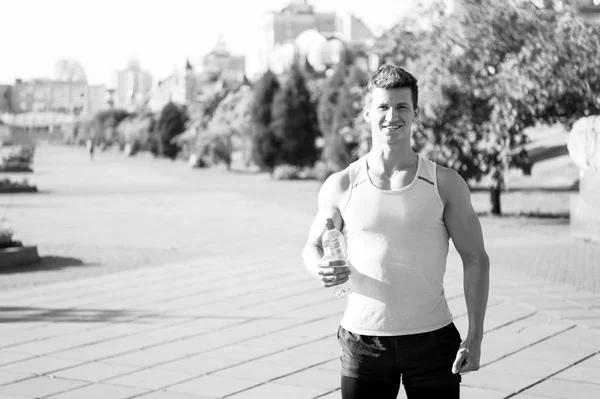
[333,268,351,276]
[321,273,349,283]
[322,276,350,287]
[317,268,335,276]
[320,260,346,267]
[451,350,468,374]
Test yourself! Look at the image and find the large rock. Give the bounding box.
[568,116,600,242]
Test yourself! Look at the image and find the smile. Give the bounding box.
[382,125,403,131]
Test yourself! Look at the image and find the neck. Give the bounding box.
[368,143,417,173]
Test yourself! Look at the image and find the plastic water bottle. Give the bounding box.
[322,218,352,299]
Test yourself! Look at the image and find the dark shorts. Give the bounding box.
[337,323,462,388]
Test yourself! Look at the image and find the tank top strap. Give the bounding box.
[418,156,445,211]
[341,157,365,213]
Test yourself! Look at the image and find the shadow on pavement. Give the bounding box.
[0,256,94,274]
[0,306,147,323]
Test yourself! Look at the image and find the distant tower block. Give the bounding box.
[568,115,600,242]
[54,59,88,83]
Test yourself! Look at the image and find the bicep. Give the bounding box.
[305,175,345,248]
[441,172,486,259]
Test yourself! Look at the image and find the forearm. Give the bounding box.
[302,244,323,278]
[463,252,490,342]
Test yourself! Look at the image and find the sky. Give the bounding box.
[0,0,416,87]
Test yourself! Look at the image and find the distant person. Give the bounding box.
[86,139,95,161]
[302,65,490,399]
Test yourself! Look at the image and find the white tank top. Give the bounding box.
[339,155,453,336]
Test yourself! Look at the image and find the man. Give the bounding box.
[301,64,490,399]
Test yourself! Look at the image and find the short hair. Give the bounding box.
[365,64,419,109]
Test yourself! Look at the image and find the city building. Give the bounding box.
[0,85,11,113]
[111,59,153,111]
[149,64,189,112]
[261,0,375,74]
[202,37,246,85]
[150,39,246,112]
[7,79,108,115]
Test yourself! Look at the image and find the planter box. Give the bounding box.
[0,246,40,269]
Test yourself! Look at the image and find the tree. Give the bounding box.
[250,70,280,171]
[91,109,130,145]
[157,102,188,159]
[375,0,600,214]
[197,85,254,168]
[317,50,369,176]
[270,63,320,168]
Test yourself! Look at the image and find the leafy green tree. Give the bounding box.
[250,70,280,171]
[157,102,188,159]
[375,0,600,214]
[270,63,320,168]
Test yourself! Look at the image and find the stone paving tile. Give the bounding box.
[0,335,37,349]
[225,382,328,399]
[521,379,600,398]
[462,368,540,393]
[46,382,149,399]
[135,391,218,399]
[105,368,197,390]
[0,371,33,386]
[51,342,132,361]
[254,348,337,369]
[460,386,512,399]
[553,364,600,385]
[0,352,35,367]
[167,375,259,397]
[294,337,341,356]
[155,353,241,375]
[484,355,576,378]
[315,391,341,399]
[0,376,87,397]
[0,356,84,376]
[2,334,102,356]
[102,347,188,368]
[272,368,341,391]
[202,345,279,363]
[52,362,138,383]
[314,359,340,373]
[212,362,303,382]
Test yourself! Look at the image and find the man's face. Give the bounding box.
[364,87,419,146]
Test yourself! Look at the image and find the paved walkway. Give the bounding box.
[0,144,599,398]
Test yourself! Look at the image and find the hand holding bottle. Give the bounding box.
[319,218,353,298]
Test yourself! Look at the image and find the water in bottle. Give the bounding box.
[322,218,352,299]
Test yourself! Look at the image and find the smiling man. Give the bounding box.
[302,64,490,398]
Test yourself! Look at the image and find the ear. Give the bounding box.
[414,106,420,120]
[363,106,370,123]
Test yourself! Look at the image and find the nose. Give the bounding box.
[385,107,396,121]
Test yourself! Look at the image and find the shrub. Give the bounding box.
[0,227,23,249]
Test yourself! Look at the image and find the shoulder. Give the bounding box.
[318,168,351,209]
[435,165,470,207]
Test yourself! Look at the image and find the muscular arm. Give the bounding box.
[438,167,490,344]
[301,171,349,279]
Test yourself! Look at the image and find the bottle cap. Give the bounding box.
[325,218,335,230]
